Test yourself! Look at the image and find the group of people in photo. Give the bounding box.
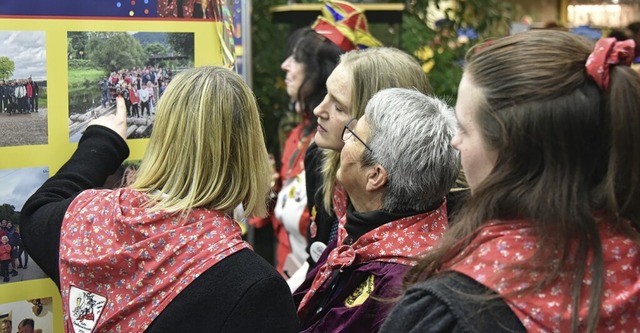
[0,77,39,116]
[0,220,26,283]
[16,0,640,332]
[97,66,172,118]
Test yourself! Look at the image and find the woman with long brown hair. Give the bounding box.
[381,30,640,332]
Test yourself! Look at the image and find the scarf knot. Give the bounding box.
[328,245,356,271]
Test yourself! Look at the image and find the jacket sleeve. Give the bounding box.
[20,125,129,286]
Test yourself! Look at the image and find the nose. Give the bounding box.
[313,94,330,118]
[281,56,292,71]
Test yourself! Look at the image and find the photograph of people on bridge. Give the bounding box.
[67,31,194,142]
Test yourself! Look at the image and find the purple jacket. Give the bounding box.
[294,240,410,333]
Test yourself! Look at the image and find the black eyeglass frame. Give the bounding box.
[341,118,373,152]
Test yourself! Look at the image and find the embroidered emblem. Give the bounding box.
[69,285,107,333]
[344,274,375,308]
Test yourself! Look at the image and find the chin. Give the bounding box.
[317,141,341,152]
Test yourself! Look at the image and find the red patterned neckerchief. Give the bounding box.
[59,188,250,333]
[586,37,634,90]
[282,123,315,181]
[332,182,347,220]
[446,220,640,332]
[298,200,448,317]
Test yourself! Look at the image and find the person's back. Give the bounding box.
[21,67,298,332]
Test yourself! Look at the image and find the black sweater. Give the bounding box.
[20,125,299,333]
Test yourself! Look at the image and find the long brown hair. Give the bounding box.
[404,30,640,332]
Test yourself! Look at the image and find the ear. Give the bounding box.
[365,164,387,192]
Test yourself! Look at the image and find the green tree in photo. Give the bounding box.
[0,57,15,80]
[167,33,195,59]
[145,42,169,57]
[68,31,89,60]
[86,32,147,72]
[0,203,19,224]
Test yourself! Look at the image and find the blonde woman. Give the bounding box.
[21,67,298,332]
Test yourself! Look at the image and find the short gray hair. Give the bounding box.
[362,88,460,212]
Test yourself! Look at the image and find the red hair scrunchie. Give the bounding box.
[586,37,635,90]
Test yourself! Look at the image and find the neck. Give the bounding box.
[349,190,383,213]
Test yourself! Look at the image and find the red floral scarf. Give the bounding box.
[298,200,448,316]
[447,220,640,332]
[59,188,249,333]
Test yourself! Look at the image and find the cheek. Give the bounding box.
[329,113,349,134]
[339,146,360,170]
[337,148,356,182]
[293,65,305,80]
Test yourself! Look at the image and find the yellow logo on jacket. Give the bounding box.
[345,274,375,307]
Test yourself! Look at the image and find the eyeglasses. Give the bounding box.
[342,118,373,152]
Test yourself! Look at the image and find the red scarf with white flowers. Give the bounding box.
[59,188,249,333]
[447,220,640,332]
[298,200,448,316]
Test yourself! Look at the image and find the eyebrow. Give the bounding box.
[327,90,348,110]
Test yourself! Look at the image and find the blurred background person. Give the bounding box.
[252,0,380,283]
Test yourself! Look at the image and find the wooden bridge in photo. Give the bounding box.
[69,104,154,139]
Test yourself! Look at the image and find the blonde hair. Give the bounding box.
[131,66,271,217]
[321,47,432,212]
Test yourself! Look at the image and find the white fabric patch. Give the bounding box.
[310,241,327,263]
[68,285,107,333]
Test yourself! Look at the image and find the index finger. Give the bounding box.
[115,96,127,120]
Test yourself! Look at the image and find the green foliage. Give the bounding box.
[0,204,19,224]
[68,68,105,91]
[145,42,169,57]
[68,31,89,60]
[0,56,15,81]
[85,32,147,72]
[251,0,292,156]
[402,0,516,102]
[167,33,195,60]
[68,59,95,70]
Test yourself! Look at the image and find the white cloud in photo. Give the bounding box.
[0,31,47,81]
[0,167,49,212]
